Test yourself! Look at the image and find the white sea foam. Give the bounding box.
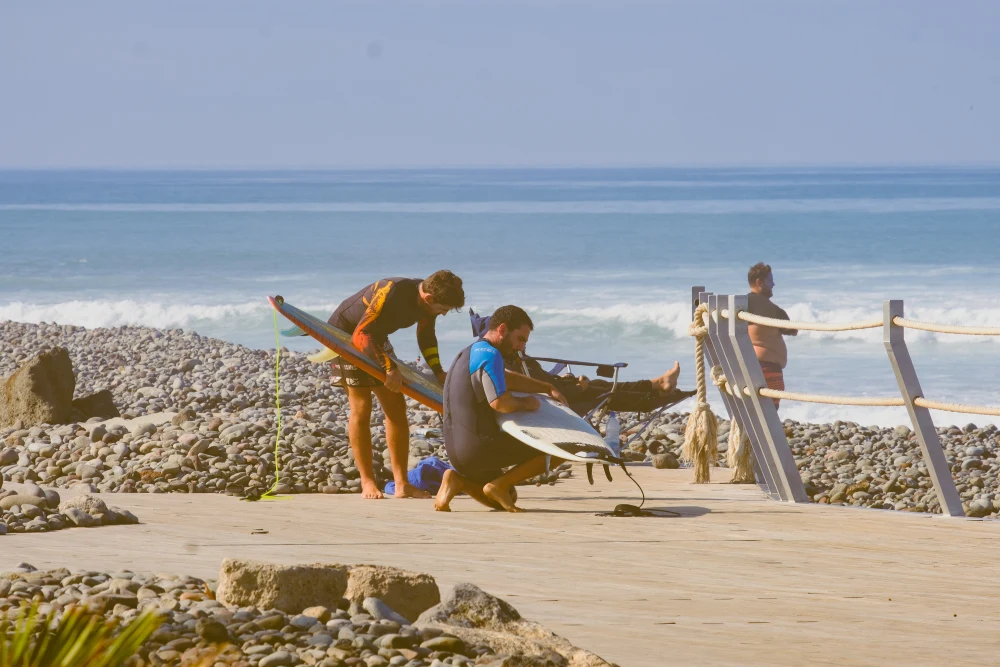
[3,295,997,426]
[5,296,1000,346]
[0,299,270,330]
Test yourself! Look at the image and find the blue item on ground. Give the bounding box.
[383,456,454,495]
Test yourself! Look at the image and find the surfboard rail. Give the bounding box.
[268,295,444,412]
[497,394,623,466]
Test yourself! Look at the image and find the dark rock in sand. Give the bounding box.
[70,389,120,421]
[652,452,680,469]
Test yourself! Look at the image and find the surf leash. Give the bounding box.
[245,301,292,502]
[595,462,680,518]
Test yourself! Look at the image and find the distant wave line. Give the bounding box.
[4,197,1000,215]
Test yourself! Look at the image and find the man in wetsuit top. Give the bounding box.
[746,262,797,408]
[328,270,464,499]
[436,305,569,513]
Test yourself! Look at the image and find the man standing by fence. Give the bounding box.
[746,262,797,408]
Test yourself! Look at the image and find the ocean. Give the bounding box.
[2,167,999,427]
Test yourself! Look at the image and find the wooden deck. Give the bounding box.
[5,467,999,666]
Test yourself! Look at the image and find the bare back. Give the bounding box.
[747,292,796,368]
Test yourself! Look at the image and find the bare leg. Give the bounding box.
[434,469,498,511]
[483,456,562,513]
[347,386,383,499]
[372,386,431,499]
[652,362,681,393]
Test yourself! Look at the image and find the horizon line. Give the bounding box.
[2,161,1000,172]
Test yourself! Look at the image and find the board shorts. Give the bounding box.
[446,432,539,486]
[331,341,395,389]
[759,361,784,408]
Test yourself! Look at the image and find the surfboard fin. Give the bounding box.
[586,463,595,485]
[603,464,613,482]
[307,348,339,364]
[281,325,307,337]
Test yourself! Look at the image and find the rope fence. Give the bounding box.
[690,289,1000,516]
[891,317,1000,336]
[912,397,1000,417]
[751,387,906,407]
[721,308,1000,337]
[732,310,883,332]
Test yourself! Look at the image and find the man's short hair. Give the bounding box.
[422,270,465,309]
[748,262,772,286]
[489,305,533,332]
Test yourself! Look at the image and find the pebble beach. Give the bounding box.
[2,320,997,528]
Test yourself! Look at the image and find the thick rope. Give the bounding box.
[708,366,754,482]
[753,387,905,407]
[710,364,734,395]
[892,317,1000,336]
[726,418,755,484]
[733,310,883,332]
[684,303,717,483]
[913,397,1000,416]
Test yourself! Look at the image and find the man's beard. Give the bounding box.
[499,337,517,357]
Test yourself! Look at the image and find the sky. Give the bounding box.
[1,0,998,168]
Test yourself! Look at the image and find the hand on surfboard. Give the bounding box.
[548,386,570,407]
[384,367,404,393]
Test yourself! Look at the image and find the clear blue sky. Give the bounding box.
[1,0,997,168]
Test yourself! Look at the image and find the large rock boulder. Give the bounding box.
[70,390,120,421]
[345,564,440,623]
[0,347,75,427]
[417,584,614,667]
[216,558,348,614]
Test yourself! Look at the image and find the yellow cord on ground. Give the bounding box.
[260,311,290,500]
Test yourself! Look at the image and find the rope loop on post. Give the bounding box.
[684,303,718,483]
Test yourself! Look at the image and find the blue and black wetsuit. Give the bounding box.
[443,341,537,484]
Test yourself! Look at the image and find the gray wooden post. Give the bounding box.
[726,295,809,503]
[692,288,780,500]
[708,294,786,501]
[696,290,774,495]
[883,300,965,517]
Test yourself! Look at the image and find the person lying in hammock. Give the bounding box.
[468,308,686,415]
[517,354,682,415]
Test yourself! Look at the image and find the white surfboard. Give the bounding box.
[496,393,621,465]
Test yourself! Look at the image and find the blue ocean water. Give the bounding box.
[2,168,999,426]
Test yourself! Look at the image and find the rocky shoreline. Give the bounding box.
[1,559,611,666]
[2,320,998,520]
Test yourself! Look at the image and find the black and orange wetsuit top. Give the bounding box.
[328,277,443,375]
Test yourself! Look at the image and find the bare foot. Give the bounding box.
[361,480,384,499]
[434,469,461,511]
[654,361,681,393]
[483,483,524,513]
[394,482,432,499]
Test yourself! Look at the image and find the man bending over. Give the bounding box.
[437,305,568,513]
[328,270,464,499]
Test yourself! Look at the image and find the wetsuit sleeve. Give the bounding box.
[470,344,507,403]
[416,316,443,374]
[352,280,398,373]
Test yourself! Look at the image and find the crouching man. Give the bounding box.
[436,305,567,513]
